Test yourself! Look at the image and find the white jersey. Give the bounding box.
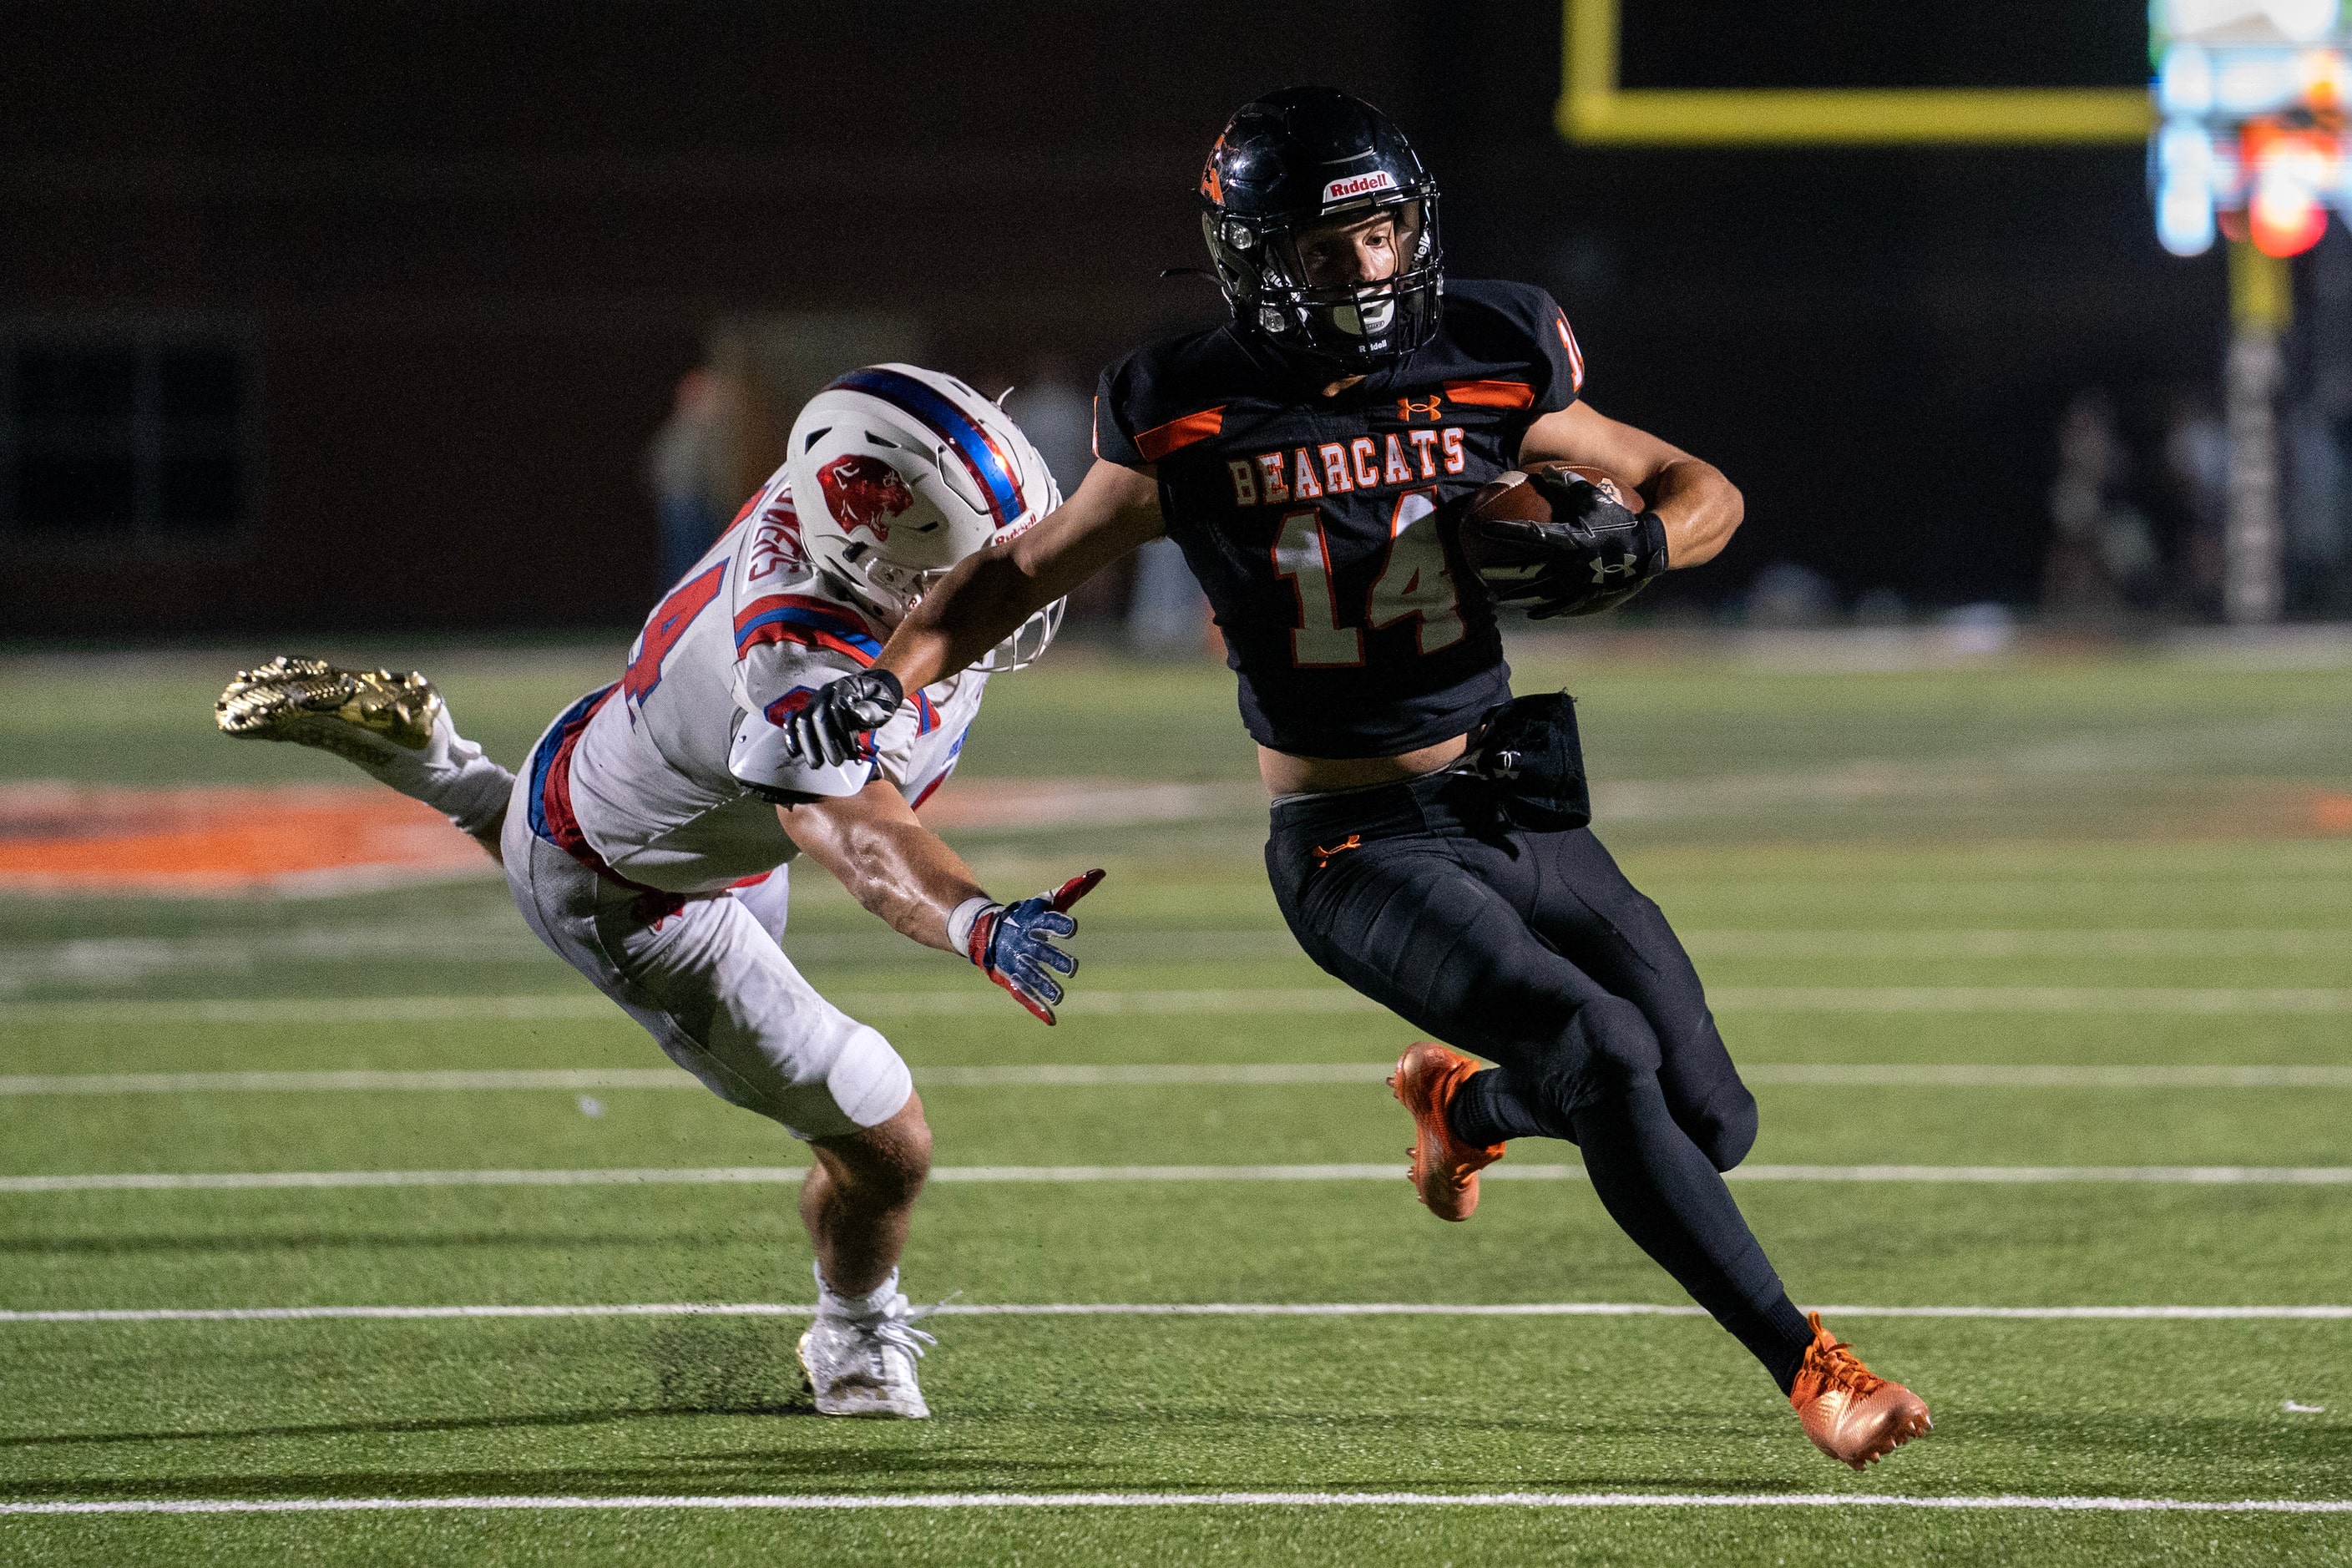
[539,473,985,894]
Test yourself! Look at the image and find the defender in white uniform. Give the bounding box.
[219,366,1097,1420]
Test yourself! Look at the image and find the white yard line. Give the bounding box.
[3,1491,2349,1516]
[3,1301,2348,1326]
[1707,988,2352,1014]
[9,986,2352,1027]
[4,1162,2351,1194]
[4,923,2338,998]
[1684,929,2352,959]
[6,1061,2352,1095]
[0,1064,1394,1095]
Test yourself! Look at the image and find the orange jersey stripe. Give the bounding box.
[1134,405,1227,462]
[1440,379,1536,409]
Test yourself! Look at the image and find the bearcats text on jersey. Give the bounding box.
[1094,279,1585,758]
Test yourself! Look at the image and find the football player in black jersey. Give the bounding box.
[782,86,1930,1469]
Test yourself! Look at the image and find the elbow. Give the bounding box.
[1668,470,1742,570]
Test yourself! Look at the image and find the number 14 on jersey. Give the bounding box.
[1272,489,1464,668]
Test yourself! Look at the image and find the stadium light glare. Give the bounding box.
[2162,43,2218,114]
[2152,0,2349,256]
[2157,124,2224,254]
[2246,129,2339,251]
[2269,0,2344,43]
[2160,183,2221,255]
[2165,0,2340,44]
[2215,51,2304,113]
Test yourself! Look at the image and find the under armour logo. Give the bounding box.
[1396,396,1444,421]
[1591,555,1640,584]
[1313,833,1363,868]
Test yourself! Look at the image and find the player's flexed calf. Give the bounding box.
[217,366,1096,1419]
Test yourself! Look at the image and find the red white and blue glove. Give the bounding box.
[948,869,1105,1024]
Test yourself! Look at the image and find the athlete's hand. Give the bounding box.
[780,669,904,766]
[960,869,1106,1024]
[1480,474,1669,620]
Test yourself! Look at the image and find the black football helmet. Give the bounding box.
[1198,86,1443,369]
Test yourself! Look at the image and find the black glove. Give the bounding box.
[779,668,904,766]
[1480,472,1670,620]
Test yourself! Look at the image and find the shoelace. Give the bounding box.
[842,1292,952,1382]
[1802,1328,1886,1399]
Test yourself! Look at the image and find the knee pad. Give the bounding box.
[1690,1083,1759,1172]
[1572,996,1663,1085]
[1538,995,1664,1120]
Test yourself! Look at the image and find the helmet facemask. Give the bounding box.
[1207,192,1442,369]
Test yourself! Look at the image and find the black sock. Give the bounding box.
[1447,1066,1573,1145]
[1569,1077,1818,1394]
[1752,1292,1818,1395]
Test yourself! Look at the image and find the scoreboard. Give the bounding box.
[2152,0,2352,255]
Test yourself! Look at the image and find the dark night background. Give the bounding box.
[0,1,2240,635]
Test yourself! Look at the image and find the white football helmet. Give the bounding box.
[787,364,1065,672]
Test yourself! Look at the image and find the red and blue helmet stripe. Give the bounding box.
[734,594,883,665]
[828,367,1028,530]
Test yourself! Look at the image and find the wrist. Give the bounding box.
[946,894,998,964]
[1634,510,1670,574]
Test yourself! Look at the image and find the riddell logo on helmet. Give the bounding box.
[817,454,914,541]
[1323,170,1396,204]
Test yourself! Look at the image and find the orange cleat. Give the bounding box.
[1789,1313,1932,1469]
[1388,1041,1505,1222]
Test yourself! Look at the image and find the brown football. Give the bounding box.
[1457,462,1646,594]
[1466,462,1644,527]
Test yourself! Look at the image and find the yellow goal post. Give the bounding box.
[1555,0,2156,146]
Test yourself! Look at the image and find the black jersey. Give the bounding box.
[1094,279,1586,758]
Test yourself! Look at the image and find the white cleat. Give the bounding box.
[797,1294,936,1419]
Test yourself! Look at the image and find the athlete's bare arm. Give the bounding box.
[776,781,989,953]
[877,458,1165,693]
[1518,402,1743,568]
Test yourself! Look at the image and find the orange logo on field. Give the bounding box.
[0,784,483,896]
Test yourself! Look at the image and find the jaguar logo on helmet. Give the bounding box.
[816,454,914,541]
[1323,170,1396,205]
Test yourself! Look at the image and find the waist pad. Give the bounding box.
[1465,692,1591,832]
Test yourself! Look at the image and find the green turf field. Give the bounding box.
[3,632,2350,1565]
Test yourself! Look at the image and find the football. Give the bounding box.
[1457,461,1647,600]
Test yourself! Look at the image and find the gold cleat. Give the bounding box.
[215,655,444,762]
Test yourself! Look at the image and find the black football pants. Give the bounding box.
[1266,769,1814,1390]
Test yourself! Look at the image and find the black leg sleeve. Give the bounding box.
[1525,829,1760,1172]
[1561,998,1813,1393]
[1269,819,1813,1388]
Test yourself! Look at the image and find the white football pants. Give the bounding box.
[501,787,912,1141]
